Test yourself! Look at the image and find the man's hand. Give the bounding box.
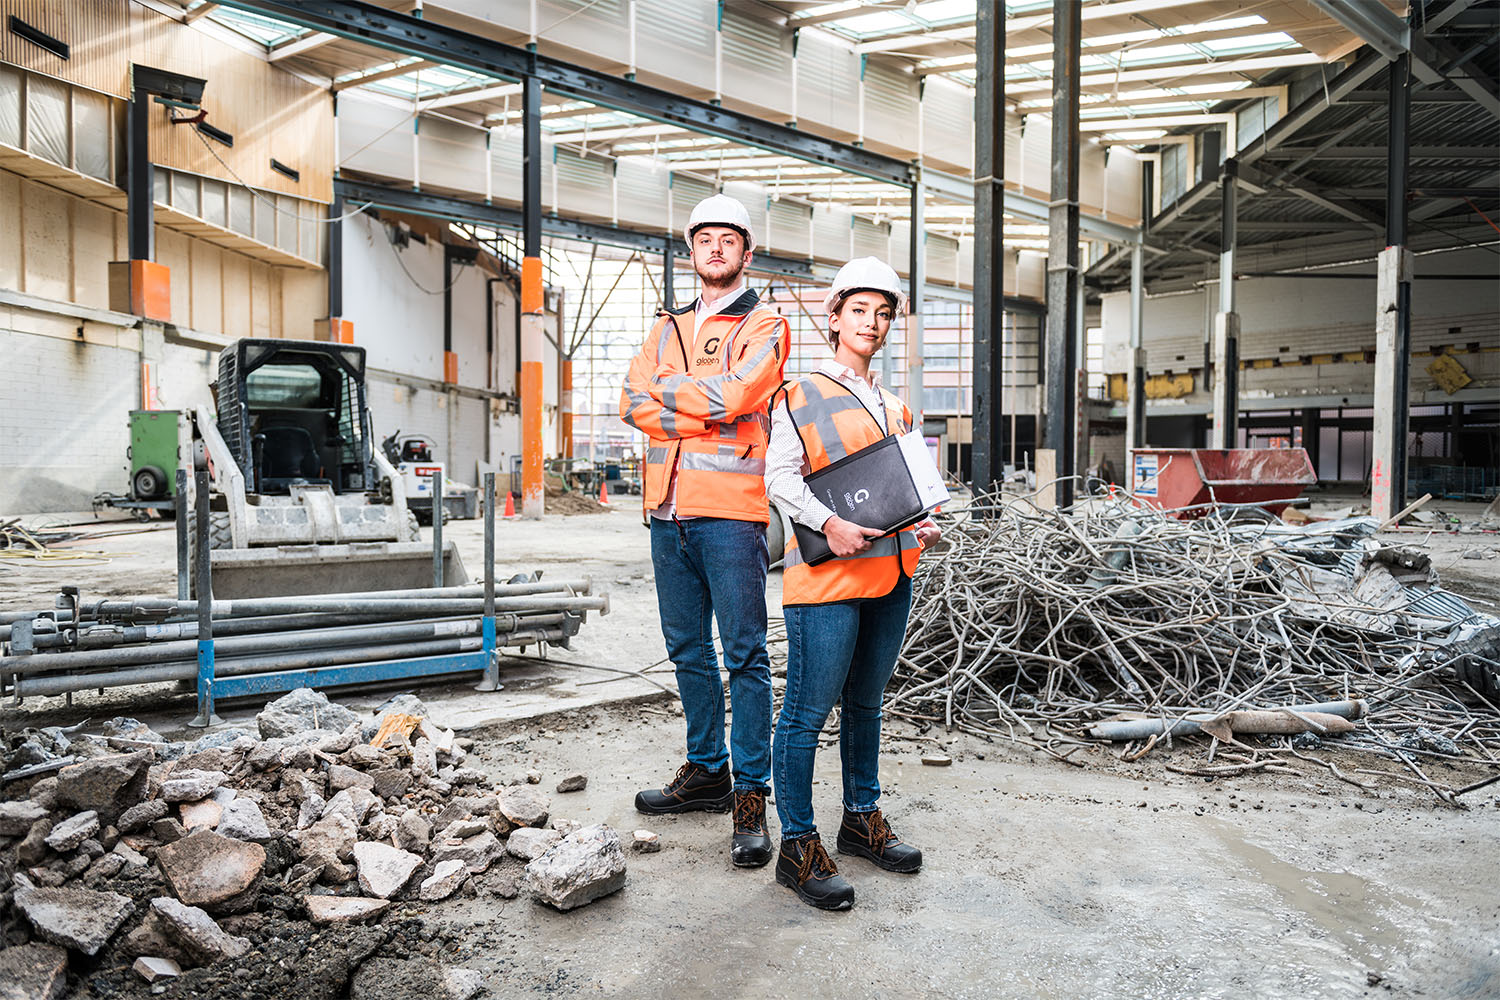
[824,516,883,557]
[915,519,941,548]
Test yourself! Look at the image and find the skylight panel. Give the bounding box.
[207,7,304,45]
[912,0,976,22]
[1201,32,1296,54]
[839,11,914,33]
[1102,129,1168,141]
[1119,44,1197,63]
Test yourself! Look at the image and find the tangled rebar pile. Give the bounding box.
[891,491,1500,787]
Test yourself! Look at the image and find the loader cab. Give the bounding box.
[215,340,374,497]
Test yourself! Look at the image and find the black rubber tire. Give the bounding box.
[133,466,167,500]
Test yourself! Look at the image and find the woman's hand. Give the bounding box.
[824,516,883,557]
[915,519,941,548]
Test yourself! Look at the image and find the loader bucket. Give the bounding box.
[200,541,468,599]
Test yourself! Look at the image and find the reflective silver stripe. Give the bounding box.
[679,451,766,476]
[653,328,781,423]
[718,420,739,440]
[622,386,652,431]
[897,529,920,551]
[646,447,669,463]
[790,377,865,462]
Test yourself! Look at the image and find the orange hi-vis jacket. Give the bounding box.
[777,373,923,606]
[619,289,790,522]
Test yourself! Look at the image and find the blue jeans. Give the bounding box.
[773,578,913,838]
[650,517,772,791]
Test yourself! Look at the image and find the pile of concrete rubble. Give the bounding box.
[0,688,628,998]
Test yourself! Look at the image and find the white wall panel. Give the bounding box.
[419,115,487,194]
[635,0,716,91]
[767,198,811,258]
[864,61,918,148]
[615,158,670,234]
[553,148,613,221]
[339,93,414,183]
[721,7,794,119]
[921,77,972,171]
[795,29,859,137]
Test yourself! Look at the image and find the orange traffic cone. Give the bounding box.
[502,491,517,518]
[598,480,610,505]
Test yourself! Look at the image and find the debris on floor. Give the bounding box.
[892,492,1500,801]
[0,688,625,997]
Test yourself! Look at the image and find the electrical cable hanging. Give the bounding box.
[189,126,373,224]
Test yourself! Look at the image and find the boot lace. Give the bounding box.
[797,837,838,883]
[733,790,765,833]
[665,762,698,793]
[865,809,899,847]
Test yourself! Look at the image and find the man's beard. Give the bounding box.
[696,255,746,285]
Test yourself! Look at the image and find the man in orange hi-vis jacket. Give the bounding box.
[619,193,790,870]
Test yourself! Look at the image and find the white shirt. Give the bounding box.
[766,358,889,531]
[650,281,748,520]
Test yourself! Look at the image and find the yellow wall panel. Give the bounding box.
[280,268,325,341]
[250,260,272,338]
[155,226,190,323]
[189,238,222,334]
[71,197,115,308]
[0,169,20,289]
[21,178,70,300]
[221,254,250,340]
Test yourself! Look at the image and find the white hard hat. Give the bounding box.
[685,194,756,252]
[822,256,907,316]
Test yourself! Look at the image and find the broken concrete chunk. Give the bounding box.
[323,787,379,827]
[116,798,168,834]
[920,752,953,767]
[112,841,149,867]
[410,738,439,778]
[43,811,99,853]
[631,830,661,853]
[0,800,50,837]
[524,824,627,912]
[506,827,563,861]
[178,799,223,831]
[133,956,182,983]
[14,885,134,955]
[555,774,588,793]
[371,768,412,801]
[437,817,488,841]
[497,785,550,829]
[430,831,506,874]
[328,763,376,793]
[17,819,54,867]
[217,799,272,842]
[418,859,470,902]
[155,830,266,910]
[160,769,227,803]
[362,812,398,842]
[395,812,432,854]
[53,751,151,824]
[445,967,485,1000]
[256,687,362,740]
[352,841,423,899]
[130,897,250,966]
[0,941,69,1000]
[303,894,390,925]
[150,817,185,844]
[296,812,359,864]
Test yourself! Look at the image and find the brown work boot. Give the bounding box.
[774,833,854,910]
[634,762,732,814]
[836,808,922,873]
[730,789,772,868]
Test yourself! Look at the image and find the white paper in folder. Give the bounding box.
[898,431,948,512]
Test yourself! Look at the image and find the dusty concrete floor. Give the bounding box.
[2,498,1499,999]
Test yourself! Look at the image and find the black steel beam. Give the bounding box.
[327,193,343,318]
[126,84,152,260]
[216,0,913,187]
[662,245,674,310]
[522,75,541,259]
[333,178,813,279]
[970,0,1005,503]
[1045,0,1081,508]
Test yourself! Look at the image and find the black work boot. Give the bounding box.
[774,833,854,910]
[634,762,733,814]
[730,789,772,868]
[836,807,922,873]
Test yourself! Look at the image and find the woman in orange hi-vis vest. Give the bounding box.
[765,257,940,910]
[619,195,790,872]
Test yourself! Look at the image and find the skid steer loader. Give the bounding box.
[187,338,465,598]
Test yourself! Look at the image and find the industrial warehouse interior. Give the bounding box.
[0,0,1497,996]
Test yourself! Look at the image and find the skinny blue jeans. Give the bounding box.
[773,578,913,838]
[650,517,772,791]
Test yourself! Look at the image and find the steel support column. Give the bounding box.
[1372,54,1413,521]
[971,0,1005,503]
[520,74,545,520]
[905,172,925,419]
[127,82,153,261]
[1044,0,1081,507]
[1210,160,1240,449]
[663,245,674,309]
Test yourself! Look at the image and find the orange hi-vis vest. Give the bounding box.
[619,289,790,522]
[778,373,923,606]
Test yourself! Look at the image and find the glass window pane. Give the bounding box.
[26,75,68,165]
[255,194,274,244]
[202,178,226,227]
[277,195,297,252]
[73,89,111,181]
[0,65,19,147]
[154,168,169,205]
[172,171,199,217]
[230,186,253,235]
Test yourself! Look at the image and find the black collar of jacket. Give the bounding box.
[660,287,760,318]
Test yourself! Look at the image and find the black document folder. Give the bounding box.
[790,434,927,566]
